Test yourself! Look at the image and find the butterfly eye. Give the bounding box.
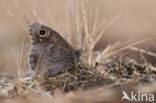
[38,29,48,37]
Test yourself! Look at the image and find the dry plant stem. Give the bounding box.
[129,46,156,57]
[87,9,99,66]
[40,0,55,27]
[65,3,72,44]
[95,40,135,63]
[24,14,31,26]
[92,8,100,35]
[110,40,134,51]
[63,78,69,91]
[14,1,30,27]
[25,0,42,25]
[107,41,121,51]
[88,45,94,66]
[90,14,121,66]
[88,8,100,67]
[66,0,79,46]
[15,36,25,96]
[0,6,27,32]
[77,22,83,49]
[75,1,83,49]
[19,36,25,79]
[151,66,156,72]
[95,39,150,64]
[92,13,121,47]
[81,0,89,46]
[81,0,92,66]
[80,0,121,66]
[95,45,112,64]
[102,39,149,60]
[31,2,43,24]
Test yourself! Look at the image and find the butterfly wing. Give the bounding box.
[43,44,74,77]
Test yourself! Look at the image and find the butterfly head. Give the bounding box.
[29,23,52,44]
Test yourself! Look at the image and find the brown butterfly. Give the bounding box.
[28,23,81,77]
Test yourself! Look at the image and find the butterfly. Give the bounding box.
[28,23,81,77]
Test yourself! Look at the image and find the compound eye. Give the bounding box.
[38,28,48,37]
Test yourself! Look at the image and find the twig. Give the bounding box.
[129,46,156,58]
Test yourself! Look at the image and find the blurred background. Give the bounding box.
[0,0,156,76]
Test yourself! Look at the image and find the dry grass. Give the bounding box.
[0,0,156,103]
